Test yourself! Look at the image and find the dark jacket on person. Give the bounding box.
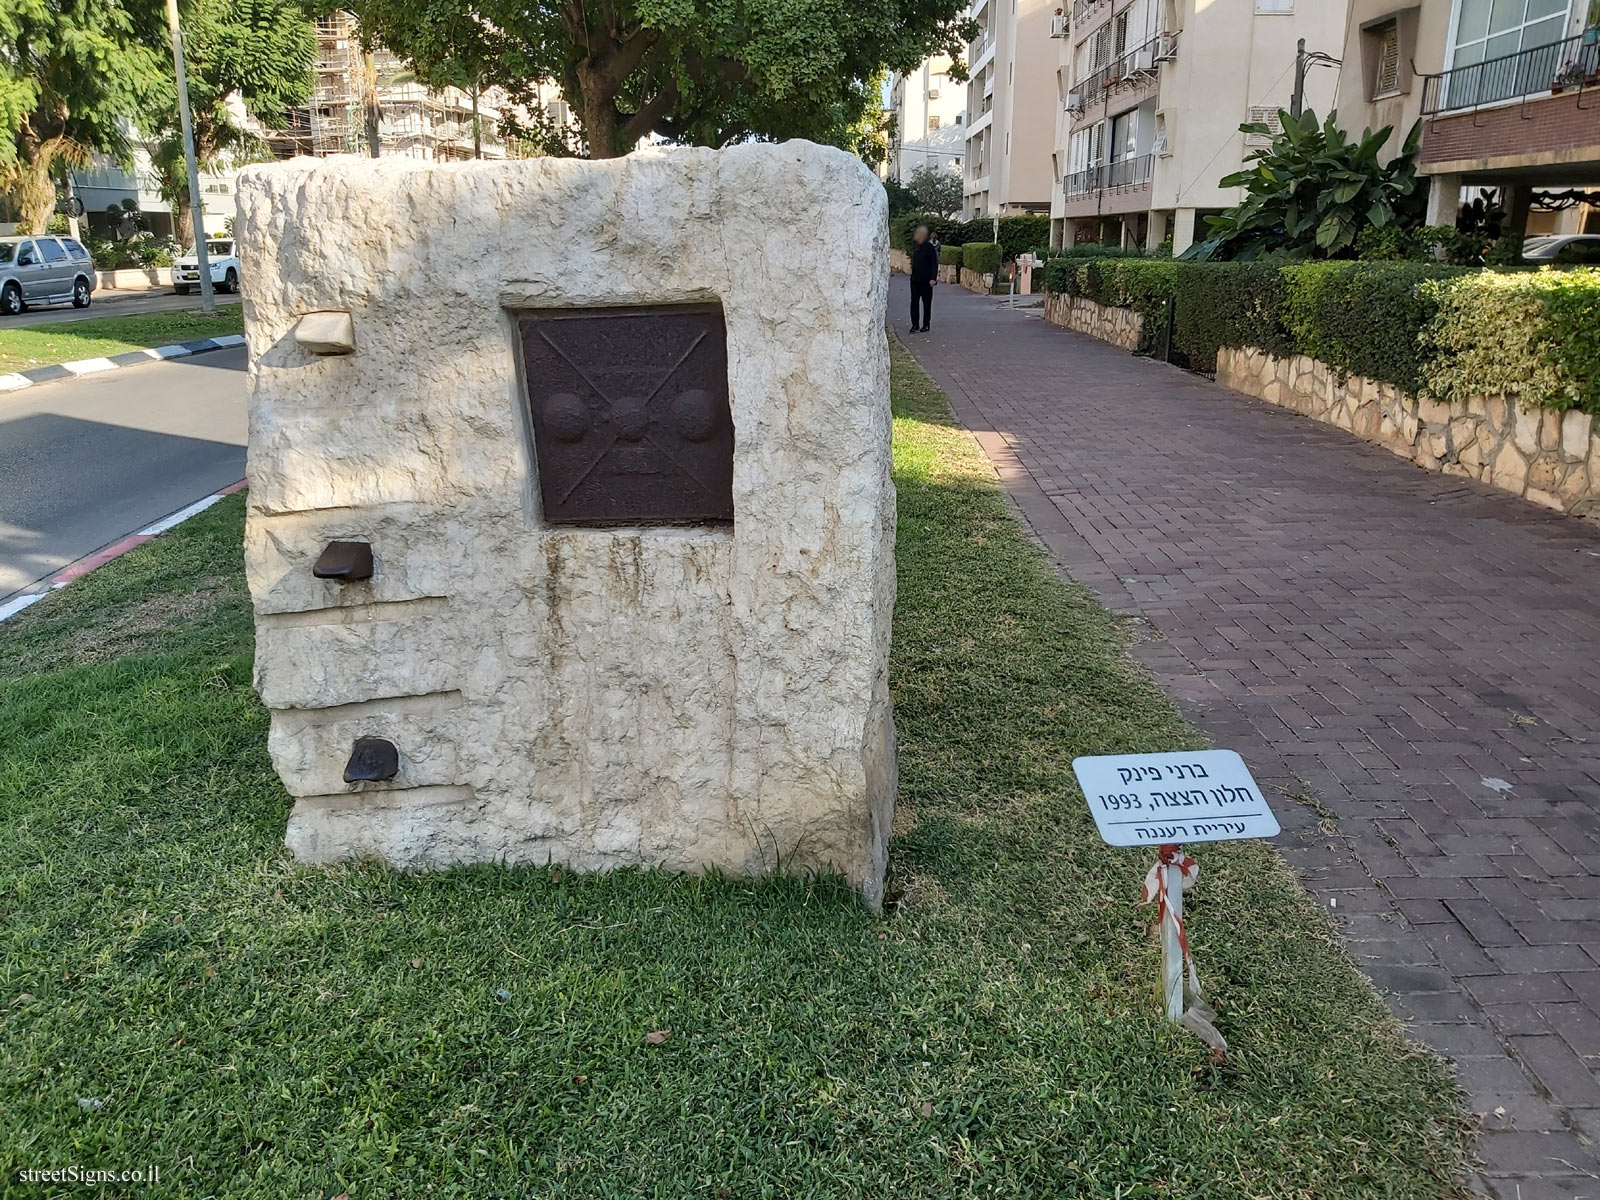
[910,240,940,283]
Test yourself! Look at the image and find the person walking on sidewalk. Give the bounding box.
[909,225,939,333]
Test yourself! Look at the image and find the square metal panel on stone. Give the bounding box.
[518,305,733,525]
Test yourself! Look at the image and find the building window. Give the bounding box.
[1449,0,1570,72]
[955,113,963,125]
[1256,0,1293,11]
[1370,19,1402,97]
[929,115,942,129]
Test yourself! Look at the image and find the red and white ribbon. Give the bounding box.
[1139,844,1227,1053]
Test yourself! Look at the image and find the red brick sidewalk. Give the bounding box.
[895,277,1600,1199]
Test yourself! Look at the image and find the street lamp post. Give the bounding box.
[164,0,215,315]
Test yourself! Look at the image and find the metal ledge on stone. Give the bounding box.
[313,539,374,580]
[344,736,400,783]
[294,310,355,355]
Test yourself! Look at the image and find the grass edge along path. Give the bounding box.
[0,343,1472,1198]
[0,306,244,374]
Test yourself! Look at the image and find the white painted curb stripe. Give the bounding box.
[63,357,119,375]
[150,344,189,359]
[0,592,47,622]
[0,480,245,627]
[0,373,31,392]
[137,492,225,537]
[211,334,246,348]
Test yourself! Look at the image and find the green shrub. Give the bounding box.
[995,215,1052,261]
[890,214,986,252]
[1172,263,1292,371]
[1281,261,1461,394]
[1423,268,1600,414]
[962,242,1002,275]
[938,243,963,268]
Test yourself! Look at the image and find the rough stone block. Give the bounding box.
[236,144,897,907]
[1562,410,1592,460]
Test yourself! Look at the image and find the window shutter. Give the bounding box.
[1374,23,1401,96]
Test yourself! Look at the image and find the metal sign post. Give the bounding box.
[1074,749,1280,1053]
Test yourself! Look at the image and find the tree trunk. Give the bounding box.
[174,195,195,249]
[18,152,57,234]
[576,67,621,158]
[363,52,381,158]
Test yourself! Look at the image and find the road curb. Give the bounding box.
[0,333,246,394]
[0,480,248,625]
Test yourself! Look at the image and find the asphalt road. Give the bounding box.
[0,346,247,601]
[4,288,242,328]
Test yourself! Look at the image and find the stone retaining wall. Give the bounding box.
[889,248,909,274]
[1218,345,1600,519]
[959,266,995,293]
[1042,291,1144,352]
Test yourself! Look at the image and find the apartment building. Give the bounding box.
[963,0,1058,216]
[1049,0,1344,252]
[888,56,968,180]
[1335,0,1600,238]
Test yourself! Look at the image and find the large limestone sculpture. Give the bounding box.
[235,142,896,907]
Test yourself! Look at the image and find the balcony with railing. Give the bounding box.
[1063,152,1153,198]
[1420,29,1600,114]
[1070,31,1176,121]
[1417,29,1600,175]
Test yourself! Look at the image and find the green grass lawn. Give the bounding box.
[0,307,244,374]
[0,344,1471,1198]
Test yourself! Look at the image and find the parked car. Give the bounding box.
[172,239,240,295]
[0,234,97,316]
[1522,234,1600,263]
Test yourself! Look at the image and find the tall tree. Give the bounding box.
[1,0,166,233]
[906,162,962,217]
[344,0,975,160]
[144,0,316,245]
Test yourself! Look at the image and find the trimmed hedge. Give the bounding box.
[889,212,1054,259]
[1171,264,1293,371]
[1044,257,1178,352]
[962,242,1002,275]
[1040,256,1600,414]
[938,243,963,268]
[890,214,984,252]
[996,215,1051,261]
[1280,262,1461,396]
[1424,267,1600,414]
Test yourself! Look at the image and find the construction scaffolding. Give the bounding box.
[262,12,570,162]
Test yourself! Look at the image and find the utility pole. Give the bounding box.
[1291,38,1306,118]
[1291,38,1342,120]
[165,0,215,314]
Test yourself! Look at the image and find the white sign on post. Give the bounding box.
[1072,748,1279,1055]
[1072,749,1279,848]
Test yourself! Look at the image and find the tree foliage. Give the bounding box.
[344,0,976,159]
[905,162,961,217]
[1,0,166,233]
[1182,109,1424,263]
[143,0,316,245]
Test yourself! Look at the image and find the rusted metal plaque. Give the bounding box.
[518,305,733,525]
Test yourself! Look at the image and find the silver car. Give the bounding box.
[0,235,97,316]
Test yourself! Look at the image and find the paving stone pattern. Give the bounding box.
[895,278,1600,1199]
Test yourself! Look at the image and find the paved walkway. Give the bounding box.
[894,277,1600,1199]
